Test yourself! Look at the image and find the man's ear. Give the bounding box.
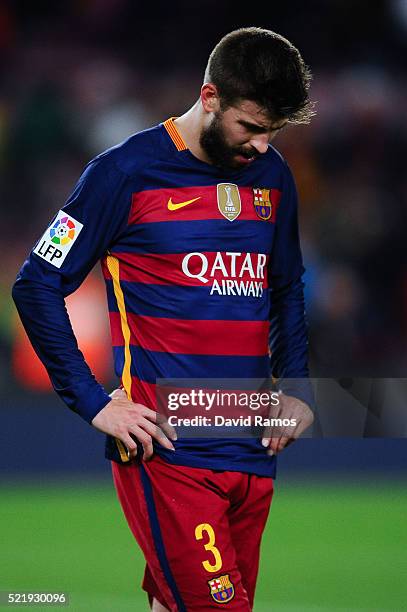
[201,83,220,114]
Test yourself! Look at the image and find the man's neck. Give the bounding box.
[174,102,212,164]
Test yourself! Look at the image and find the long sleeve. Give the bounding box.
[268,162,314,408]
[12,156,132,423]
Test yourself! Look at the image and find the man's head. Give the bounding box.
[199,27,314,169]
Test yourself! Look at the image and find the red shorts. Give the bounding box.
[112,456,273,611]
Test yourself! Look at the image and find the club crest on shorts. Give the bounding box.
[253,187,272,220]
[217,183,241,222]
[208,574,235,604]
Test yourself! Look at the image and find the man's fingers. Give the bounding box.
[159,418,177,441]
[275,417,298,451]
[262,421,292,453]
[266,433,287,454]
[139,404,177,440]
[139,405,177,441]
[276,435,292,453]
[126,425,154,461]
[267,437,294,456]
[120,434,138,459]
[261,393,314,453]
[269,435,281,453]
[129,420,175,452]
[141,436,154,461]
[261,392,283,448]
[103,393,177,457]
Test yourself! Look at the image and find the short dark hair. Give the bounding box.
[204,27,315,124]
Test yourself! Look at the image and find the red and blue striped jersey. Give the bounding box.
[13,118,311,477]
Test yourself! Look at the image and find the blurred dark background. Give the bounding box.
[1,0,407,477]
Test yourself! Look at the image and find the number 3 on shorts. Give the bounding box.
[195,523,223,572]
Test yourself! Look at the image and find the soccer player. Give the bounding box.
[13,27,314,611]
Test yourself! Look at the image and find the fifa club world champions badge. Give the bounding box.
[217,183,241,221]
[208,574,235,604]
[253,187,272,220]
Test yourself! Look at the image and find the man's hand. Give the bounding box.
[91,388,177,461]
[261,393,314,455]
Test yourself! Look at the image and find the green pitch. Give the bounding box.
[1,477,406,611]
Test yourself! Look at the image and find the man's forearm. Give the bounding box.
[12,277,111,422]
[269,275,314,409]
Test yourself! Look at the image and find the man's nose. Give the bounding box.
[248,134,269,155]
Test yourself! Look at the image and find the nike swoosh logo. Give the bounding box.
[167,196,201,211]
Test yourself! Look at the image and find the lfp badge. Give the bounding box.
[49,216,76,245]
[253,187,272,220]
[208,574,235,604]
[34,210,83,268]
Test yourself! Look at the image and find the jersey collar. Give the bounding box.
[163,117,188,151]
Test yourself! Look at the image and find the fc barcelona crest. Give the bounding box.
[253,187,272,220]
[217,183,241,222]
[208,574,235,604]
